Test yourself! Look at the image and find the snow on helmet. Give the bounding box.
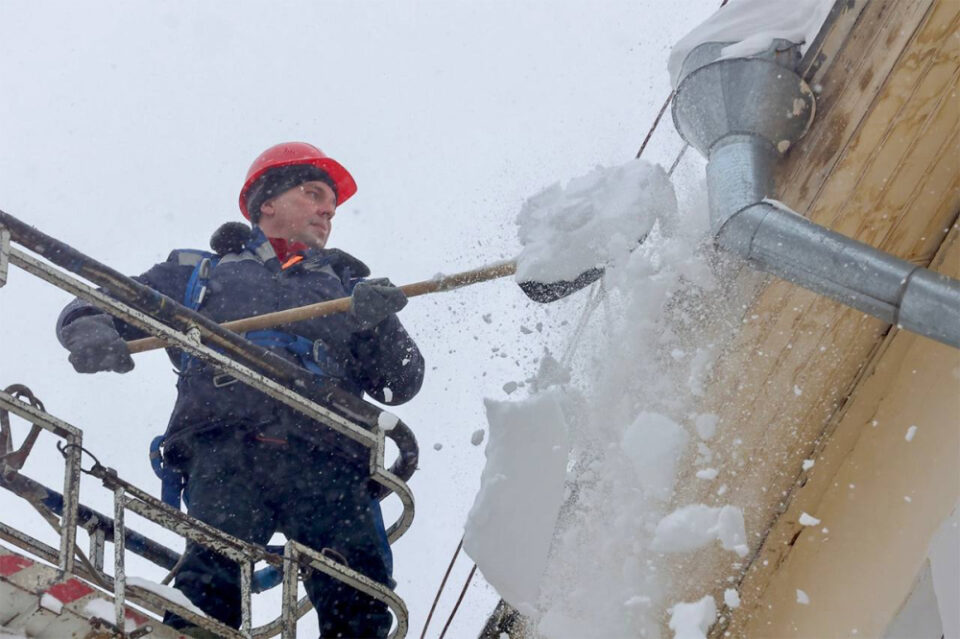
[238,142,358,220]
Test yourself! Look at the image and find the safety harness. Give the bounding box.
[150,248,348,512]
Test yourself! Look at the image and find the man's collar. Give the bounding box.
[246,226,309,263]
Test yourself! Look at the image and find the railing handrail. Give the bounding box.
[0,211,416,638]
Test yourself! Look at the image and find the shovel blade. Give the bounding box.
[517,266,604,303]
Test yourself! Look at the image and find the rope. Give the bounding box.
[635,91,676,159]
[438,563,478,639]
[420,536,464,639]
[560,279,606,369]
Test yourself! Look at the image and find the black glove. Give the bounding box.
[60,315,135,374]
[350,278,408,329]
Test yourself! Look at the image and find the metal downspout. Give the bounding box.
[672,42,960,348]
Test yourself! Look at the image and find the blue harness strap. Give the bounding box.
[150,435,186,509]
[151,250,351,512]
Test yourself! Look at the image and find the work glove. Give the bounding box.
[59,315,135,374]
[350,278,408,329]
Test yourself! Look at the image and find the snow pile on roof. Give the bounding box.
[668,0,837,87]
[463,389,571,615]
[464,157,759,638]
[514,159,675,283]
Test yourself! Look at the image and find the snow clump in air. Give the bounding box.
[514,159,675,284]
[463,390,571,615]
[465,155,762,638]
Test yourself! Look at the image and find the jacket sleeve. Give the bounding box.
[345,316,425,405]
[55,253,196,342]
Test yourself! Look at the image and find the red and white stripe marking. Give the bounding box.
[0,546,189,638]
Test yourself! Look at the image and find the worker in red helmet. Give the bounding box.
[56,142,424,638]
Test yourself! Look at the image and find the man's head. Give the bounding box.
[238,142,358,235]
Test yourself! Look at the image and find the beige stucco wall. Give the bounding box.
[740,236,960,638]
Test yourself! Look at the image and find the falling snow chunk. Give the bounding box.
[798,512,821,526]
[503,381,519,395]
[696,468,719,481]
[464,390,571,615]
[377,411,399,431]
[695,413,719,441]
[793,385,803,396]
[471,429,486,446]
[802,459,815,471]
[621,412,688,500]
[651,504,748,557]
[723,589,740,609]
[668,596,717,639]
[905,425,918,442]
[433,443,443,451]
[382,387,393,402]
[796,589,810,605]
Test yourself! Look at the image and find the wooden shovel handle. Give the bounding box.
[125,260,517,354]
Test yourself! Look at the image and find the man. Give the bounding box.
[56,142,424,638]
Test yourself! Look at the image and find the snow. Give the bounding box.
[377,411,399,431]
[802,458,815,471]
[470,429,485,446]
[905,425,918,442]
[696,468,719,481]
[798,512,821,526]
[514,159,676,284]
[382,387,393,402]
[39,592,63,614]
[127,576,207,617]
[668,596,717,639]
[651,504,749,557]
[462,152,764,637]
[669,0,837,87]
[622,412,689,501]
[796,588,810,605]
[463,390,571,615]
[694,413,719,440]
[723,588,740,609]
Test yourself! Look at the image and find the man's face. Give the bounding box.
[260,180,337,249]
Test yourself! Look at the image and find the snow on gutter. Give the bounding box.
[669,5,960,348]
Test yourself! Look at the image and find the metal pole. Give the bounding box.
[282,541,299,639]
[58,433,82,576]
[113,486,127,633]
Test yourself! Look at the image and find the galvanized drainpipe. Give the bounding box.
[671,40,960,348]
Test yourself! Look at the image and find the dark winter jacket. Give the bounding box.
[57,227,424,462]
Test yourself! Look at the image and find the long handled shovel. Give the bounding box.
[125,260,604,354]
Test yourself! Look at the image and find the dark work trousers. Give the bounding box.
[164,430,394,638]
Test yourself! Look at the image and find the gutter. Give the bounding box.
[671,40,960,348]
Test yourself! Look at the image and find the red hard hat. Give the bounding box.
[238,142,358,219]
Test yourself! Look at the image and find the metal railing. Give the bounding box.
[0,210,418,638]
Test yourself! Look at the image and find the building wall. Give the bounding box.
[735,231,960,637]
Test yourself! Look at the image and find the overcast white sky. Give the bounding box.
[0,2,717,636]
